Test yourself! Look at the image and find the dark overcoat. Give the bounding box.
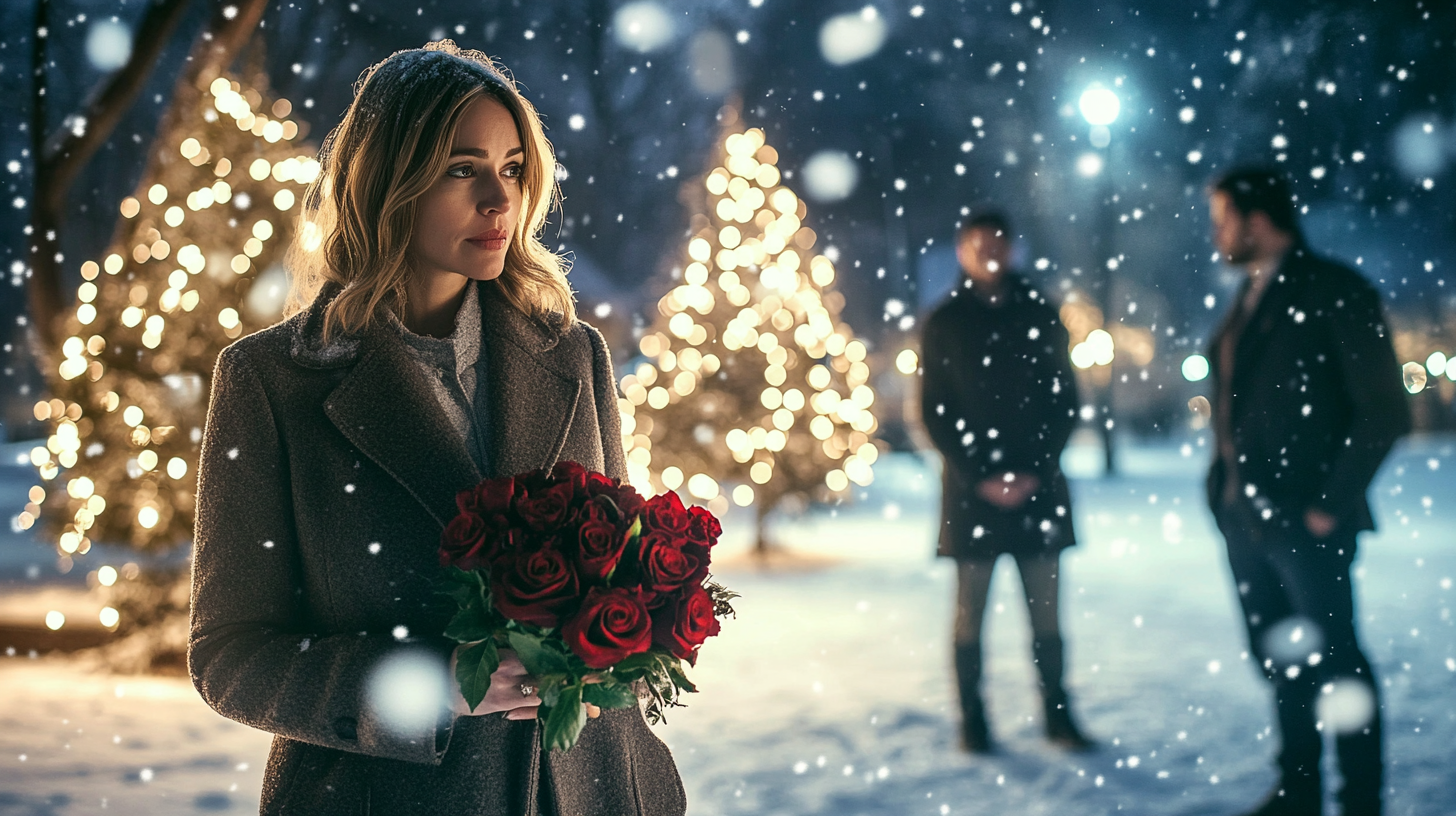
[919,276,1080,560]
[188,281,687,815]
[1205,245,1410,537]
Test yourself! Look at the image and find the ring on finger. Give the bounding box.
[519,684,536,697]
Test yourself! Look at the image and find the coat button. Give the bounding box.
[332,717,358,741]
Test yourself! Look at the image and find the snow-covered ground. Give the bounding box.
[2,436,1453,815]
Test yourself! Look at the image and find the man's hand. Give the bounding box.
[1303,508,1337,539]
[977,472,1041,510]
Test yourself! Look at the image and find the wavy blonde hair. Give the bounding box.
[286,40,574,337]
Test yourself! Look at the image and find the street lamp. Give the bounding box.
[1080,83,1120,476]
[1079,85,1120,125]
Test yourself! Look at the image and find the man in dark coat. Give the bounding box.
[1204,168,1409,816]
[920,212,1090,753]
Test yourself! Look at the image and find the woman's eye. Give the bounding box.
[447,164,475,178]
[502,163,523,180]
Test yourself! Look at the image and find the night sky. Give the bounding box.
[2,0,1452,437]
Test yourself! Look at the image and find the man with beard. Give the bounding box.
[1204,168,1408,816]
[920,212,1091,754]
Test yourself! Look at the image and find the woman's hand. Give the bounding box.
[447,647,600,720]
[449,647,540,719]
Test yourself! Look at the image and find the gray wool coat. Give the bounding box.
[188,281,687,815]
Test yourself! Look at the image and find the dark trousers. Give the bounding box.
[1216,508,1383,810]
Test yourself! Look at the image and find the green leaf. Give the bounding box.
[664,658,697,694]
[454,639,499,712]
[507,631,571,676]
[610,652,661,677]
[443,566,476,584]
[596,494,622,522]
[445,582,475,604]
[582,680,639,710]
[443,602,492,644]
[542,683,588,752]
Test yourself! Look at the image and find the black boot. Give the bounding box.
[1238,776,1322,816]
[1032,636,1095,751]
[954,642,993,753]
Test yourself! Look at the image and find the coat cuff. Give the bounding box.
[346,643,459,766]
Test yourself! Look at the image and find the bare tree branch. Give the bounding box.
[38,0,194,216]
[27,0,269,361]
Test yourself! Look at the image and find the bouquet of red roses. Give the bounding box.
[439,460,735,751]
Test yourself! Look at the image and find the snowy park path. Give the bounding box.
[1,438,1452,815]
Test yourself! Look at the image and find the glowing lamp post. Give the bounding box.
[1078,85,1120,122]
[1080,83,1121,474]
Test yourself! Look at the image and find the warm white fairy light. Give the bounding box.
[23,74,312,567]
[620,120,880,515]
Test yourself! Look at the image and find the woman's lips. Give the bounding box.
[467,230,508,251]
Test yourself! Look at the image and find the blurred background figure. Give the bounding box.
[1205,169,1409,816]
[919,212,1091,754]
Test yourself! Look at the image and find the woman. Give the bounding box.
[188,42,686,815]
[919,212,1093,754]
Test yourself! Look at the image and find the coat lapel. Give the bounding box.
[323,330,482,530]
[479,287,582,478]
[1230,251,1314,380]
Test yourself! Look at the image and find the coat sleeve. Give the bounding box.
[1041,313,1080,467]
[919,309,977,478]
[188,343,454,766]
[1311,278,1411,519]
[584,324,628,481]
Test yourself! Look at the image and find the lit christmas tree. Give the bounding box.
[620,108,881,551]
[19,69,316,591]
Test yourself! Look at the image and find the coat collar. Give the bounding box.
[1210,243,1318,383]
[946,272,1041,311]
[289,280,567,369]
[303,281,581,528]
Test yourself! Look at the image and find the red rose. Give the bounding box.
[439,511,490,570]
[457,476,517,517]
[562,586,653,668]
[643,491,692,536]
[553,460,589,481]
[573,499,610,527]
[687,506,722,546]
[612,483,647,518]
[516,482,576,532]
[651,584,721,661]
[576,519,628,584]
[575,471,646,523]
[552,461,591,497]
[581,469,615,493]
[515,468,554,494]
[491,545,580,627]
[484,520,529,563]
[640,531,703,595]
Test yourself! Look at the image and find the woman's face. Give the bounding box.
[408,95,524,284]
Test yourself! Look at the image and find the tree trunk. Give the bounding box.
[753,496,778,558]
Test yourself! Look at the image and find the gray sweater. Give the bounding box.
[385,280,490,473]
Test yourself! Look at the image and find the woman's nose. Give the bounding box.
[476,177,512,214]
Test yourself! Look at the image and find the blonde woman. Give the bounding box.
[188,42,686,814]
